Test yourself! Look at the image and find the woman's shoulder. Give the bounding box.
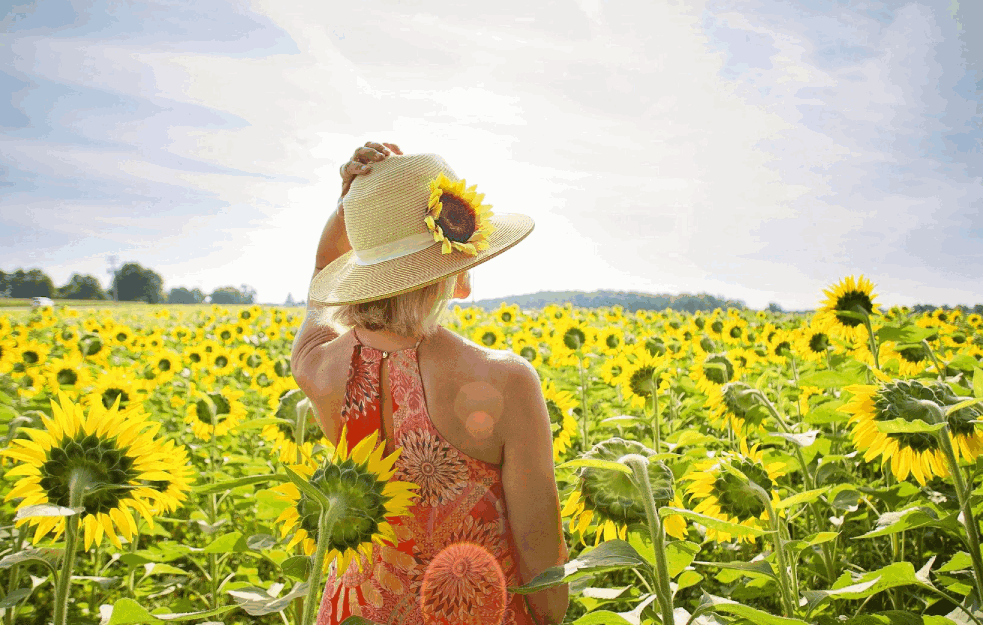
[436,326,526,376]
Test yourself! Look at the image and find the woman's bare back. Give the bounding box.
[306,325,516,466]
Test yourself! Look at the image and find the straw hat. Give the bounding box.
[309,153,535,305]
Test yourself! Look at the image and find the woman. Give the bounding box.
[290,142,569,625]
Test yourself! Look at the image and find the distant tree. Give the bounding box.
[57,273,109,300]
[0,270,10,297]
[210,286,246,305]
[112,263,165,303]
[239,284,257,305]
[767,302,784,313]
[168,287,206,304]
[7,268,55,298]
[284,292,296,306]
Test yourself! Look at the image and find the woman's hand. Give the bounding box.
[339,141,403,202]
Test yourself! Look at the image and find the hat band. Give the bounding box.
[353,231,438,266]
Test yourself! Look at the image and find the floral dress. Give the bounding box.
[316,330,537,625]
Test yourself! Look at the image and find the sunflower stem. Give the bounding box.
[53,469,89,625]
[753,485,796,618]
[295,398,310,465]
[919,399,983,604]
[302,498,341,625]
[921,338,945,381]
[650,390,661,453]
[861,311,880,371]
[624,457,674,625]
[577,357,591,451]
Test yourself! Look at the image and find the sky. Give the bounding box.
[1,0,981,310]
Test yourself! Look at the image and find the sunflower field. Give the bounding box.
[1,275,982,625]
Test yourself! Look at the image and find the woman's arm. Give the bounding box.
[502,355,570,625]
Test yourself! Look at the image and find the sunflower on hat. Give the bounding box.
[424,172,496,256]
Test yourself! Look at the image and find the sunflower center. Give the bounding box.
[834,292,874,327]
[772,341,792,358]
[563,328,586,351]
[481,332,497,347]
[702,355,735,385]
[23,351,39,365]
[57,368,78,386]
[645,338,665,357]
[808,332,829,353]
[519,346,537,362]
[501,312,512,323]
[711,321,724,334]
[606,334,621,349]
[39,433,138,516]
[102,388,130,410]
[437,195,477,243]
[157,358,172,372]
[897,345,927,364]
[545,399,563,427]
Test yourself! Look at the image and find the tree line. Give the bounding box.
[0,264,257,305]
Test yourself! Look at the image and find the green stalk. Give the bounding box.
[5,525,28,625]
[919,400,983,603]
[295,398,310,465]
[301,499,341,625]
[921,338,945,381]
[577,356,591,451]
[650,391,661,452]
[624,457,674,625]
[860,311,880,371]
[53,469,89,625]
[752,484,796,617]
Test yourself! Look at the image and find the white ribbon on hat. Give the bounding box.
[352,232,439,266]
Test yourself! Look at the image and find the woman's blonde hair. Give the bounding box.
[323,272,461,338]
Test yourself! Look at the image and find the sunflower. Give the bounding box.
[542,379,579,462]
[704,382,770,436]
[720,317,747,346]
[598,352,631,387]
[0,336,17,375]
[510,332,542,367]
[53,324,81,351]
[550,318,599,367]
[424,172,496,256]
[817,275,881,343]
[183,385,247,441]
[272,426,418,577]
[561,438,686,546]
[12,338,51,372]
[877,342,933,378]
[619,348,670,412]
[597,326,627,354]
[40,352,94,396]
[794,315,835,365]
[840,380,983,485]
[690,353,741,397]
[1,391,191,550]
[470,324,506,350]
[493,303,521,326]
[683,441,787,544]
[143,347,183,386]
[83,366,147,413]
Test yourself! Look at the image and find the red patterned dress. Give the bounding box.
[316,330,537,625]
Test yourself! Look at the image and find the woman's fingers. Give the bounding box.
[383,142,403,155]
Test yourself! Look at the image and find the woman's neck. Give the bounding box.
[354,326,433,351]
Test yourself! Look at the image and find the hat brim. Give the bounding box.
[308,213,534,305]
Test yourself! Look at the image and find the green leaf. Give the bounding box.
[802,562,927,615]
[845,610,929,625]
[875,418,945,434]
[938,552,972,573]
[774,487,829,510]
[666,541,701,578]
[0,587,33,609]
[196,474,286,495]
[946,397,983,416]
[693,559,777,580]
[227,581,310,616]
[14,504,83,520]
[770,430,820,448]
[599,415,643,428]
[877,325,938,344]
[141,563,187,576]
[557,458,633,475]
[340,618,386,625]
[573,594,658,625]
[0,547,62,576]
[857,506,959,539]
[690,592,810,625]
[234,417,293,431]
[510,539,649,594]
[280,555,312,581]
[658,507,770,538]
[974,367,983,400]
[103,598,237,624]
[200,531,248,554]
[798,371,860,389]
